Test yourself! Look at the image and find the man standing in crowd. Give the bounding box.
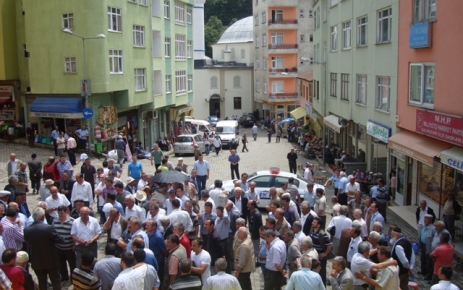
[27,154,42,195]
[390,227,415,290]
[228,149,240,180]
[51,126,60,156]
[310,217,332,286]
[328,256,354,290]
[170,259,202,290]
[325,169,341,196]
[72,173,93,208]
[430,232,454,285]
[419,214,435,280]
[287,148,298,174]
[375,179,389,222]
[203,258,241,290]
[193,154,210,191]
[67,131,77,166]
[203,219,223,275]
[234,227,255,290]
[430,266,460,290]
[80,158,96,198]
[190,237,211,285]
[150,144,163,169]
[264,229,287,290]
[76,125,89,151]
[53,206,75,282]
[327,205,352,256]
[93,242,122,290]
[128,156,144,183]
[369,202,385,231]
[314,188,327,229]
[71,206,101,268]
[416,200,436,235]
[163,234,187,290]
[337,171,349,206]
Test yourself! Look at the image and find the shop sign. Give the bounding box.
[30,112,83,119]
[367,120,390,143]
[440,147,463,171]
[416,109,463,147]
[409,22,432,49]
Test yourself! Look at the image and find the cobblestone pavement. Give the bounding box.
[1,130,463,289]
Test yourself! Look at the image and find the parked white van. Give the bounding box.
[215,120,240,148]
[184,119,211,133]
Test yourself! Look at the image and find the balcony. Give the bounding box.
[268,92,298,102]
[268,44,298,50]
[268,19,298,25]
[268,68,298,73]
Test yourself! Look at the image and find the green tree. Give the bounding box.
[204,16,226,57]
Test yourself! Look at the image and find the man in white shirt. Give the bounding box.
[209,180,228,208]
[164,189,182,215]
[125,195,146,223]
[190,237,211,285]
[430,266,460,290]
[137,174,149,190]
[70,206,101,268]
[303,163,314,182]
[203,258,241,290]
[292,221,306,246]
[345,176,360,203]
[245,182,260,204]
[45,186,70,219]
[238,173,249,192]
[326,205,352,255]
[251,124,258,141]
[71,173,93,207]
[264,229,287,290]
[168,199,193,232]
[146,202,165,233]
[353,209,368,239]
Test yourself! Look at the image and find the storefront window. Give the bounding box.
[390,152,405,196]
[442,165,463,206]
[418,162,442,204]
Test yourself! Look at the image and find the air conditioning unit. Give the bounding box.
[153,110,158,119]
[338,117,348,127]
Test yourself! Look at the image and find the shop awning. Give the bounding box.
[290,107,306,120]
[388,130,451,166]
[170,105,194,121]
[30,97,84,119]
[323,115,342,133]
[440,147,463,171]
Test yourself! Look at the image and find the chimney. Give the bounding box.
[223,45,231,62]
[193,0,207,60]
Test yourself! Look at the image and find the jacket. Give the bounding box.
[229,196,249,222]
[328,268,354,290]
[249,209,263,240]
[415,206,436,223]
[24,221,64,270]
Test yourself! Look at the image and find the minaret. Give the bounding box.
[193,0,207,60]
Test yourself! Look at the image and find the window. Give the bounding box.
[271,56,283,69]
[188,74,193,92]
[133,25,145,47]
[256,59,259,69]
[256,80,260,92]
[234,97,242,109]
[255,35,259,48]
[134,68,146,91]
[271,32,283,46]
[323,41,327,62]
[255,15,259,26]
[109,50,123,74]
[342,21,351,49]
[233,76,241,88]
[314,10,318,29]
[175,70,186,94]
[241,49,245,59]
[376,76,390,112]
[108,7,122,32]
[409,64,435,106]
[262,57,267,69]
[309,10,313,17]
[323,1,327,22]
[152,0,161,17]
[140,0,147,5]
[300,9,304,18]
[129,0,136,3]
[262,33,267,47]
[187,41,192,58]
[414,0,436,23]
[357,16,368,46]
[330,73,337,97]
[64,57,76,73]
[264,81,268,93]
[300,34,305,43]
[62,13,74,29]
[165,37,171,57]
[187,9,192,24]
[274,10,283,21]
[164,0,170,19]
[331,25,338,51]
[174,1,185,24]
[341,74,349,101]
[175,34,185,60]
[165,75,172,93]
[310,35,313,42]
[377,7,392,43]
[356,74,367,105]
[210,76,218,89]
[331,0,339,6]
[262,11,267,23]
[317,7,321,26]
[271,81,284,94]
[313,80,319,100]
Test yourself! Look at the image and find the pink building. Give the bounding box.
[389,0,463,220]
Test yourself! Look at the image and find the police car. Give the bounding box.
[222,167,324,209]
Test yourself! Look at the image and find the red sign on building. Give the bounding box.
[416,109,463,147]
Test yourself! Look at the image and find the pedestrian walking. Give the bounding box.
[228,150,240,180]
[114,136,126,166]
[51,125,60,156]
[267,128,272,143]
[67,132,77,166]
[287,148,298,174]
[207,133,214,156]
[251,123,258,141]
[212,135,222,156]
[26,123,35,147]
[241,133,249,152]
[276,127,282,143]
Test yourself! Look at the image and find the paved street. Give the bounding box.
[1,128,463,289]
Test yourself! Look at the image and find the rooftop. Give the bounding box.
[217,16,253,44]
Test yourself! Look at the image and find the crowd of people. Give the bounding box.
[0,141,462,290]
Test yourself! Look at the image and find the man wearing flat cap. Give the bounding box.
[0,191,10,210]
[390,227,415,290]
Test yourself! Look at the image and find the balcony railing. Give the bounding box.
[268,68,298,73]
[269,92,298,98]
[268,19,298,25]
[268,44,298,49]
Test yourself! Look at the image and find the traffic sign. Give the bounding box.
[82,108,94,119]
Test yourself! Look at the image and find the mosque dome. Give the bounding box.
[217,16,253,44]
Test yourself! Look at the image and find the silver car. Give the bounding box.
[174,134,205,156]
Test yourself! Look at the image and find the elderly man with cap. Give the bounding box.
[125,195,146,223]
[15,251,35,290]
[39,179,54,202]
[0,191,10,211]
[419,213,436,280]
[176,157,189,174]
[115,135,127,166]
[45,186,71,220]
[4,175,18,204]
[390,226,415,290]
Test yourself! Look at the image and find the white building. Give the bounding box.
[193,16,255,119]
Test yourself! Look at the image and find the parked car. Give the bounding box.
[222,167,324,208]
[206,115,219,127]
[241,115,256,127]
[174,134,205,156]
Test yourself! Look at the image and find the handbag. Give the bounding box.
[318,229,335,260]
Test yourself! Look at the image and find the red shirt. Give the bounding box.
[179,234,192,258]
[432,243,454,275]
[0,264,25,290]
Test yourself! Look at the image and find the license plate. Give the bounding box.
[178,147,189,150]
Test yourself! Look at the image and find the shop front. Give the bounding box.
[366,120,391,178]
[117,109,140,153]
[323,114,343,148]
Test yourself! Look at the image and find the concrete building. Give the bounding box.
[312,0,398,176]
[253,0,314,122]
[15,0,194,152]
[193,17,254,119]
[389,0,463,212]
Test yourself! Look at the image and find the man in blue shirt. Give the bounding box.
[337,171,349,206]
[51,126,60,156]
[303,184,316,209]
[228,150,240,180]
[370,202,385,231]
[127,156,143,183]
[76,125,89,151]
[193,154,210,191]
[324,169,341,197]
[286,255,325,290]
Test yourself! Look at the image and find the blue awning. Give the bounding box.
[30,97,84,119]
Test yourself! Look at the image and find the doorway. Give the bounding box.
[209,94,220,118]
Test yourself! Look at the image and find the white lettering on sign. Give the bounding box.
[434,115,451,125]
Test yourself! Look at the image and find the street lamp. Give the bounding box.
[62,28,105,152]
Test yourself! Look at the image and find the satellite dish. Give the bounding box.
[338,117,348,127]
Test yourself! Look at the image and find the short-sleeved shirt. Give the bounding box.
[150,150,163,164]
[315,195,326,216]
[76,129,89,140]
[329,175,340,188]
[338,177,349,193]
[432,243,454,275]
[128,162,143,179]
[46,194,71,219]
[193,160,210,176]
[191,249,211,284]
[351,252,375,285]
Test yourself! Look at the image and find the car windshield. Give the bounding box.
[216,127,235,134]
[176,136,193,142]
[209,116,218,121]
